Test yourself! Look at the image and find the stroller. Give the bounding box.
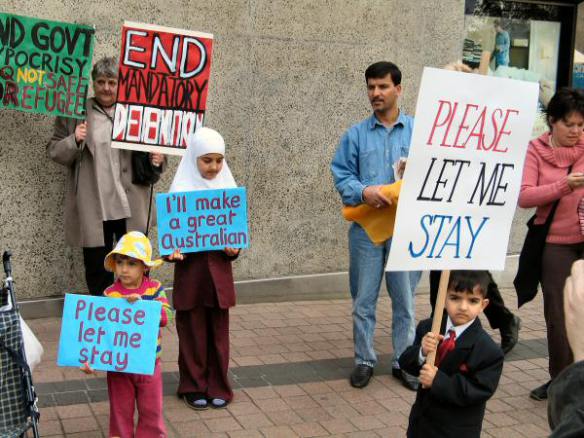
[0,251,40,438]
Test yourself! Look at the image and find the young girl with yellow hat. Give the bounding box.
[82,231,172,437]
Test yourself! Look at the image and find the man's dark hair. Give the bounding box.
[365,61,401,86]
[545,88,584,128]
[447,270,490,298]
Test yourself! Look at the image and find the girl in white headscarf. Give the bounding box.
[169,127,237,192]
[167,127,239,410]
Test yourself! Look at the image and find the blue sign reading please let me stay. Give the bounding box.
[57,294,161,375]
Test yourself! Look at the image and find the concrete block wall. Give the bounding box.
[1,0,485,299]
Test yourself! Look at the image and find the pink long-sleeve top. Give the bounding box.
[518,132,584,244]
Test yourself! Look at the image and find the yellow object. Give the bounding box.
[104,231,163,272]
[342,180,402,245]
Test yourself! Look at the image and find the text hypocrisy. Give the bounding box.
[0,13,94,118]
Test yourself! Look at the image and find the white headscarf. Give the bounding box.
[169,127,237,192]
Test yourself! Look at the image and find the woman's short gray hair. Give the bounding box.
[91,56,118,80]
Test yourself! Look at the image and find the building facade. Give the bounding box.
[0,0,581,302]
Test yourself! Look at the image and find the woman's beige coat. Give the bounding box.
[47,97,160,247]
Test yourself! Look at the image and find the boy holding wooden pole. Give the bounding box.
[399,270,504,438]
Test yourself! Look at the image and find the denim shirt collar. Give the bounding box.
[368,110,406,130]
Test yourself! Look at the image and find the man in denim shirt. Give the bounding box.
[331,61,421,390]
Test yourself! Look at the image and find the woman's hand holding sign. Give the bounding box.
[149,153,164,168]
[75,121,87,144]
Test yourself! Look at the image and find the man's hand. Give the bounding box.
[149,152,164,167]
[363,185,392,209]
[421,332,443,357]
[396,158,407,179]
[75,121,87,144]
[224,247,240,257]
[419,363,438,388]
[564,260,584,362]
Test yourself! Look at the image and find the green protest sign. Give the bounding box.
[0,13,94,119]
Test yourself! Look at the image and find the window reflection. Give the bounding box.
[463,1,564,137]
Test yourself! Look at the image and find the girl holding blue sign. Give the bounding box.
[81,231,172,437]
[167,127,240,410]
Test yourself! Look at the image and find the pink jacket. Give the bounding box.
[518,132,584,244]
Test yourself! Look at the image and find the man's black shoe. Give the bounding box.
[350,364,373,388]
[500,315,521,355]
[391,367,401,379]
[392,367,419,391]
[530,381,550,401]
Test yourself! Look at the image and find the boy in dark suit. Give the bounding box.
[399,270,504,438]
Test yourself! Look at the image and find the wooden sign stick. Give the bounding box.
[426,270,451,366]
[425,57,488,366]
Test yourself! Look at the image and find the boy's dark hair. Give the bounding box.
[447,270,490,298]
[545,87,584,128]
[365,61,402,86]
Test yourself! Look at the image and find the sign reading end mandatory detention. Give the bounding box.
[111,21,213,156]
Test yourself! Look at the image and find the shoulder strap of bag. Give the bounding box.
[92,100,114,124]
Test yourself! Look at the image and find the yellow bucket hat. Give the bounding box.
[104,231,163,272]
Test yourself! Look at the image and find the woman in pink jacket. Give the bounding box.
[518,88,584,401]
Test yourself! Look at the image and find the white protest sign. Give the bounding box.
[386,67,539,271]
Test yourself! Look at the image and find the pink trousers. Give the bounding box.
[107,360,166,438]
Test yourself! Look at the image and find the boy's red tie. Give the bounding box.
[435,329,456,367]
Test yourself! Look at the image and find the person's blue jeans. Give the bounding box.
[348,223,421,368]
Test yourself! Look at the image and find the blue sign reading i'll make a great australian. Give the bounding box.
[155,187,249,256]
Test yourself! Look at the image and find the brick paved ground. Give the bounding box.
[25,288,552,437]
